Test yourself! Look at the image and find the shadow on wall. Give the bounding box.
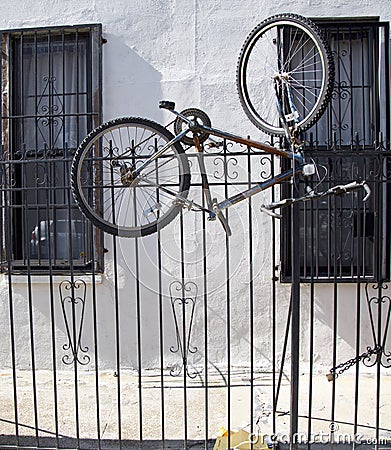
[313,284,381,355]
[102,34,164,121]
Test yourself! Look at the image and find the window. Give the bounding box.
[0,25,102,273]
[281,18,390,282]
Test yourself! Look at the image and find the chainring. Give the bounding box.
[174,108,212,146]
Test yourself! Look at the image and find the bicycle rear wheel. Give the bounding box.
[237,13,334,136]
[71,117,191,238]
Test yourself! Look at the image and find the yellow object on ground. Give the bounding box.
[213,427,271,450]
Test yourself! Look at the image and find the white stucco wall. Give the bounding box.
[0,0,389,372]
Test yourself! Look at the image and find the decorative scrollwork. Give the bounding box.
[374,133,390,153]
[212,157,239,180]
[332,80,351,101]
[35,163,48,186]
[259,155,273,180]
[365,282,391,368]
[169,280,198,378]
[36,76,64,151]
[367,155,382,179]
[59,280,90,366]
[328,282,391,379]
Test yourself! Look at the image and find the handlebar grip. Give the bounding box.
[362,182,371,202]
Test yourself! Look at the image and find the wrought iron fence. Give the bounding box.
[0,17,390,450]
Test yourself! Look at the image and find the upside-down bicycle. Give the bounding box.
[71,13,370,238]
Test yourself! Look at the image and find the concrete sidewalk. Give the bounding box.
[0,369,390,448]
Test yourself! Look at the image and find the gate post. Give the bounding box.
[290,194,301,449]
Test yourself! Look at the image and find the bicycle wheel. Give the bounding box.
[71,117,191,238]
[237,13,334,136]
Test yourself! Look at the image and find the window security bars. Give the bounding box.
[281,19,390,282]
[0,25,103,273]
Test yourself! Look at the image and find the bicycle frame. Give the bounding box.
[133,117,305,219]
[72,14,369,239]
[195,124,304,213]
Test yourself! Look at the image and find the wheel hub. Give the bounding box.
[119,165,136,187]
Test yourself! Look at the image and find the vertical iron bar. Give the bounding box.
[75,28,81,157]
[330,194,338,444]
[374,24,384,447]
[4,32,19,442]
[384,23,391,284]
[247,141,254,442]
[158,231,166,450]
[177,210,188,448]
[361,24,367,145]
[155,143,165,450]
[71,28,81,448]
[42,45,60,444]
[336,23,342,147]
[202,183,209,450]
[112,235,122,450]
[25,162,40,447]
[45,132,60,447]
[93,28,103,446]
[289,129,301,449]
[130,149,139,450]
[109,136,122,450]
[20,31,40,447]
[353,124,364,450]
[307,196,315,450]
[0,30,20,447]
[90,231,102,450]
[290,197,300,450]
[375,283,382,450]
[385,22,390,143]
[65,29,81,444]
[223,140,231,450]
[349,25,354,147]
[353,284,361,450]
[135,236,143,448]
[5,152,20,448]
[271,151,277,437]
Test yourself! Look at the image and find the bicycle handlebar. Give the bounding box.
[328,181,371,202]
[262,180,371,215]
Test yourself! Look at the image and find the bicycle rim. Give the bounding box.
[71,117,190,238]
[237,14,334,136]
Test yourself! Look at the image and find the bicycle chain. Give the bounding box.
[327,345,383,381]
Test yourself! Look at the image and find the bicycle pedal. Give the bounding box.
[159,100,175,110]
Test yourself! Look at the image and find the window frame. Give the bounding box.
[0,23,104,274]
[280,17,390,283]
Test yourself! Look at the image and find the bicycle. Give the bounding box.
[71,13,370,238]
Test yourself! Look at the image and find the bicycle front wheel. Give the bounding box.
[237,13,334,136]
[71,117,191,238]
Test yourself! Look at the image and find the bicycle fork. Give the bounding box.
[273,76,302,143]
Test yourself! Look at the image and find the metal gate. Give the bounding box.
[0,17,390,450]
